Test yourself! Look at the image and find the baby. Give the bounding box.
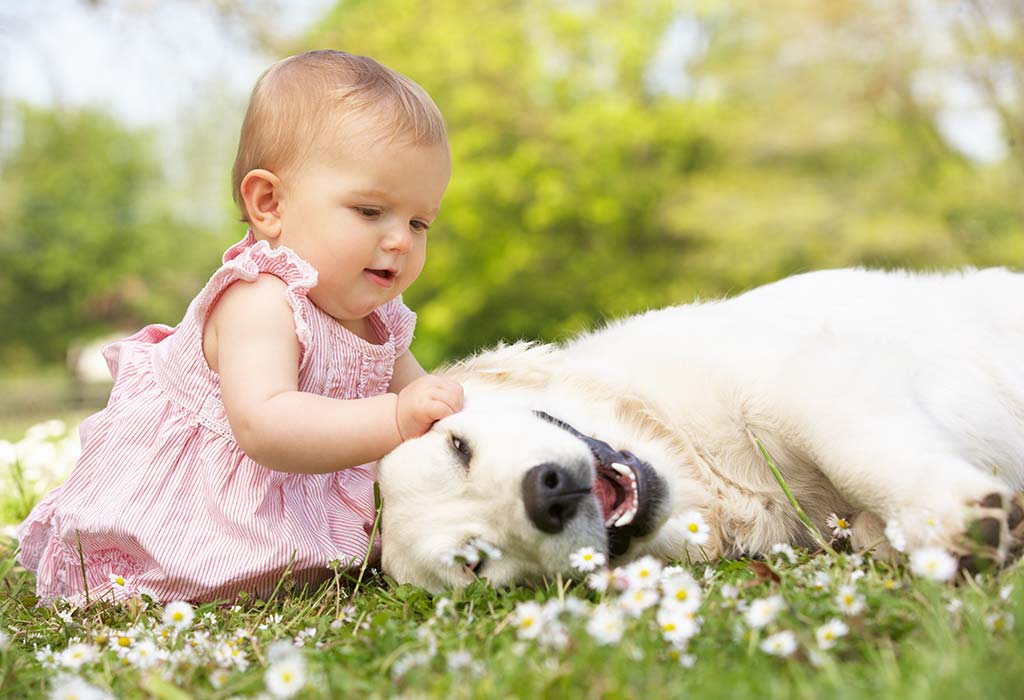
[17,50,464,604]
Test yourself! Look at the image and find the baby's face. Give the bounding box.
[276,130,451,327]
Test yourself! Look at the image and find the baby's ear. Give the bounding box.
[239,169,283,240]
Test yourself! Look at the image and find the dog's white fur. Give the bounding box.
[378,268,1024,591]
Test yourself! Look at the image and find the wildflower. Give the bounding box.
[909,547,957,582]
[1000,585,1014,601]
[511,601,546,640]
[209,668,231,689]
[447,650,473,671]
[623,556,663,589]
[946,598,963,614]
[58,642,97,671]
[586,569,613,593]
[661,572,702,613]
[127,639,164,669]
[884,520,907,552]
[36,644,60,669]
[391,650,431,680]
[770,543,797,564]
[265,654,307,699]
[214,642,249,671]
[835,585,866,615]
[760,630,798,657]
[586,604,625,645]
[674,509,711,546]
[720,583,739,600]
[619,586,660,617]
[162,601,194,629]
[984,612,1015,633]
[811,571,832,590]
[814,619,849,649]
[826,513,853,539]
[0,629,8,648]
[744,595,784,629]
[656,606,700,645]
[569,546,606,572]
[108,572,127,588]
[49,674,112,700]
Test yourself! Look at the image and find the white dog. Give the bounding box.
[378,268,1024,592]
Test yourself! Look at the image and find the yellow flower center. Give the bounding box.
[521,618,534,628]
[173,612,184,621]
[676,590,688,600]
[836,519,848,529]
[117,637,131,647]
[663,622,676,632]
[688,523,699,533]
[282,672,293,683]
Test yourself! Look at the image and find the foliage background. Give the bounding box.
[1,0,1022,378]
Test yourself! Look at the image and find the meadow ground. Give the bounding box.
[2,421,1023,700]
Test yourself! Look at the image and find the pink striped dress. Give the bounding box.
[17,231,416,604]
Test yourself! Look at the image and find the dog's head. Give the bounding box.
[377,401,670,592]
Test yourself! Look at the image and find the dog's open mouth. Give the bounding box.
[535,411,668,557]
[594,461,638,528]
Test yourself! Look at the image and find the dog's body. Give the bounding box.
[379,268,1024,591]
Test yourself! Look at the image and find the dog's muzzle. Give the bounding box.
[530,411,668,557]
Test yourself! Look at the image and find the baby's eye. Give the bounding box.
[355,207,381,218]
[410,219,430,233]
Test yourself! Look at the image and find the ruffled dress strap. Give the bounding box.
[375,296,417,357]
[193,230,320,369]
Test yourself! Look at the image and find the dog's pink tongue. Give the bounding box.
[592,475,616,520]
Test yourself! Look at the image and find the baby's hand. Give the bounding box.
[395,375,464,440]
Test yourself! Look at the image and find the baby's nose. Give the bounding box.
[383,224,413,253]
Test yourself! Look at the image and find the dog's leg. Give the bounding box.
[776,399,1024,569]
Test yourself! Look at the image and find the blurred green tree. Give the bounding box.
[306,0,1024,368]
[0,107,219,365]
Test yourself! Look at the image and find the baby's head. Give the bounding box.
[232,50,448,223]
[231,50,451,325]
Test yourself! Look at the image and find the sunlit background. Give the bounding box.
[1,0,1022,438]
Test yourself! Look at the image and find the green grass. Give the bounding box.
[3,418,1023,698]
[2,537,1023,700]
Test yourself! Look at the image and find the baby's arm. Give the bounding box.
[208,274,412,473]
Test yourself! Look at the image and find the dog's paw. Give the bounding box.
[954,492,1024,574]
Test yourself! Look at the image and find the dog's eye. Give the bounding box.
[449,433,472,463]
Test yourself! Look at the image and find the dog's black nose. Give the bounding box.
[522,462,589,534]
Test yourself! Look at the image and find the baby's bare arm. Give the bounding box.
[208,274,403,473]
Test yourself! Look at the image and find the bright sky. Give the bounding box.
[0,0,1008,163]
[0,0,333,126]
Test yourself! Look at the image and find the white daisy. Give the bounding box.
[674,509,711,546]
[58,642,97,671]
[586,604,625,645]
[744,594,784,629]
[162,601,194,629]
[826,513,853,539]
[623,556,663,589]
[209,668,231,689]
[569,546,606,572]
[884,520,907,552]
[660,572,702,613]
[127,639,164,670]
[835,585,866,615]
[770,543,797,564]
[656,606,700,644]
[811,571,832,590]
[814,618,849,649]
[48,673,111,700]
[619,586,660,617]
[265,654,307,699]
[760,630,798,657]
[586,569,614,593]
[909,547,958,582]
[720,583,739,600]
[511,601,547,640]
[984,612,1015,632]
[108,572,127,588]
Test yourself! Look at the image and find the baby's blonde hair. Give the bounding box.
[232,49,448,222]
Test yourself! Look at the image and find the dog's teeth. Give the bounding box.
[611,462,632,477]
[614,507,636,527]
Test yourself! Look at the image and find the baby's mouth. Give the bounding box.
[367,268,395,281]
